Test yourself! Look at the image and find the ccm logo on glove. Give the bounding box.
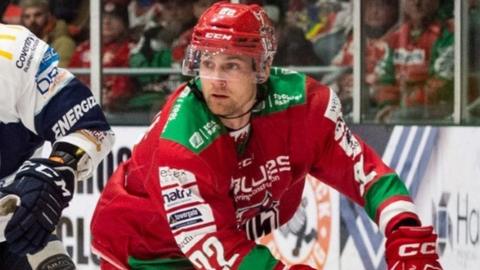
[399,242,436,256]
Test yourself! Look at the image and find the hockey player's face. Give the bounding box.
[21,7,49,37]
[403,0,439,22]
[199,52,257,117]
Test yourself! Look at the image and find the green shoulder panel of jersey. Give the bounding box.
[160,85,227,154]
[160,67,306,154]
[254,67,307,115]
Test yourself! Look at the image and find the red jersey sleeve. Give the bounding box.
[305,77,420,235]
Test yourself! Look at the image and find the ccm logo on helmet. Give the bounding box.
[399,242,437,257]
[205,33,232,40]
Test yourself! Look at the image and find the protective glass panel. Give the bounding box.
[362,0,454,124]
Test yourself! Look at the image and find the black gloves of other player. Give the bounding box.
[0,158,75,255]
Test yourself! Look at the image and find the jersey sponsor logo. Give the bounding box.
[168,204,215,232]
[334,117,373,194]
[334,117,361,159]
[231,155,291,202]
[15,34,39,72]
[165,88,190,124]
[189,120,222,150]
[174,224,217,254]
[258,177,333,269]
[162,186,200,210]
[176,234,196,251]
[159,167,197,187]
[241,197,280,240]
[324,89,342,122]
[272,93,303,106]
[36,66,59,94]
[189,132,204,149]
[175,226,215,253]
[36,47,60,94]
[52,96,98,139]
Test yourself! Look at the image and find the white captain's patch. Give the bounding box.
[324,89,342,122]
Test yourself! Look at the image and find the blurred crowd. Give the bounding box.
[2,0,479,123]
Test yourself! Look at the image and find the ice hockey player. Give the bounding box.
[91,2,442,270]
[0,21,114,270]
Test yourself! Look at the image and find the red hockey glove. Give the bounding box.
[385,226,443,270]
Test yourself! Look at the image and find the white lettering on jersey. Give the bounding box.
[162,186,201,211]
[159,167,202,210]
[334,117,361,159]
[272,93,303,106]
[175,226,216,253]
[354,155,377,195]
[231,155,290,201]
[190,236,239,270]
[159,167,197,187]
[51,96,97,139]
[324,89,376,194]
[324,89,342,123]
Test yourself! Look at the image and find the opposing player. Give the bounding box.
[91,2,442,270]
[0,22,114,269]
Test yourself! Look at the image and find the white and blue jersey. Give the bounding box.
[0,24,114,182]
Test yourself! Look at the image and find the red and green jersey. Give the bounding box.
[91,68,419,270]
[375,21,454,106]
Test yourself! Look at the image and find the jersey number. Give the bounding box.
[190,236,239,270]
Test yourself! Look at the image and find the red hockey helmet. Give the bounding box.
[182,2,277,83]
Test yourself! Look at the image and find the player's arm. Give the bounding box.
[147,144,313,270]
[306,79,442,269]
[306,79,418,233]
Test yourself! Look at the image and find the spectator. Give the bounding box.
[274,24,322,67]
[168,0,200,64]
[49,0,91,43]
[128,0,219,113]
[170,0,220,63]
[69,1,134,112]
[287,0,352,65]
[1,2,22,24]
[19,0,75,67]
[330,0,399,116]
[264,3,322,68]
[128,25,174,112]
[374,0,454,122]
[127,0,162,42]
